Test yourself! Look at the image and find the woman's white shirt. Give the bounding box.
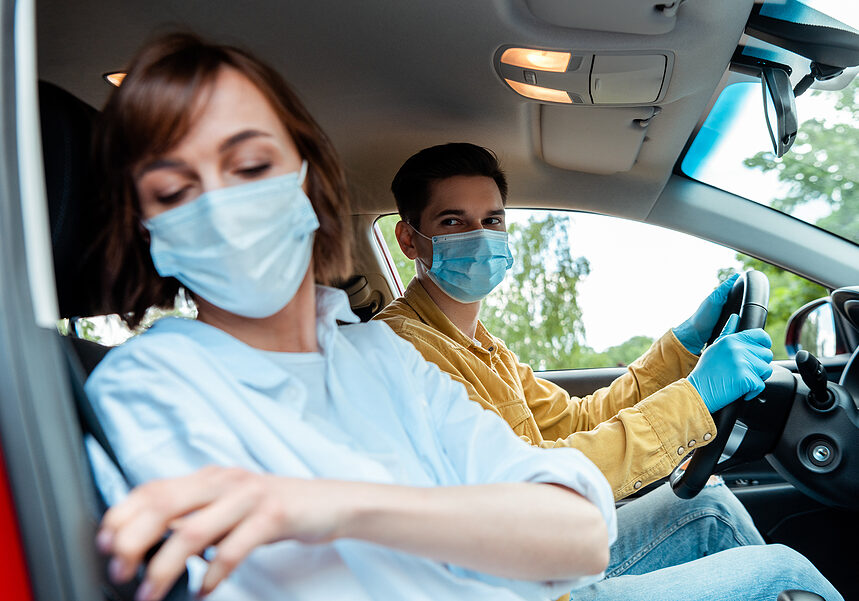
[86,286,616,601]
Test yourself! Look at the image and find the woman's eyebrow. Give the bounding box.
[135,158,188,178]
[218,129,272,153]
[135,130,274,178]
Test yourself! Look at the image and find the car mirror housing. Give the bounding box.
[785,293,859,359]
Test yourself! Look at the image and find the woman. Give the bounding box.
[87,33,616,601]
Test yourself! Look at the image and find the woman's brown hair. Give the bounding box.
[95,33,353,328]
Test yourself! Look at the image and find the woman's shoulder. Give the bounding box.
[87,317,218,387]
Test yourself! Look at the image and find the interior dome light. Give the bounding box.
[500,48,571,73]
[504,79,571,103]
[103,72,126,87]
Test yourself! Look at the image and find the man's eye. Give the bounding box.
[441,218,459,226]
[485,218,502,225]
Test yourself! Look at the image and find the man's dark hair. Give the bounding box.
[391,143,508,228]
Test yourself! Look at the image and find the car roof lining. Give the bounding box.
[37,0,753,221]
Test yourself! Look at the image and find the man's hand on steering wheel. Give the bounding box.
[674,273,740,356]
[687,314,774,413]
[671,270,771,499]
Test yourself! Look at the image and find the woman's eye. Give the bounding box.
[155,187,190,205]
[236,163,271,177]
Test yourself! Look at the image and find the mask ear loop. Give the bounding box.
[407,221,433,242]
[297,159,309,185]
[407,222,434,272]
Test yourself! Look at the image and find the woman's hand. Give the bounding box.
[97,466,345,601]
[98,466,610,601]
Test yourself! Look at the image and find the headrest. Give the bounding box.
[40,81,103,318]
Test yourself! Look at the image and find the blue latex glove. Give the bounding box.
[687,313,774,413]
[674,273,740,355]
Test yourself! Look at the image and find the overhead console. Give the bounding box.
[525,0,684,36]
[495,47,673,105]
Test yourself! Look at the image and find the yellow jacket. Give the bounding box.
[374,279,716,500]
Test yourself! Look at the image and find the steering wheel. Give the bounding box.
[671,269,770,499]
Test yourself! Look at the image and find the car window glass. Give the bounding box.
[376,211,827,368]
[57,296,197,345]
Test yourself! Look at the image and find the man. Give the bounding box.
[374,143,841,600]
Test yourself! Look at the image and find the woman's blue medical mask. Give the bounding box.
[144,161,319,318]
[411,225,514,303]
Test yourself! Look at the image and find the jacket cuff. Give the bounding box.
[630,330,700,389]
[638,379,717,462]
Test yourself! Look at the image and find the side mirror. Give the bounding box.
[761,66,798,158]
[785,296,858,359]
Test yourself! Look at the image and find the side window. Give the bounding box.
[376,211,826,369]
[58,298,197,345]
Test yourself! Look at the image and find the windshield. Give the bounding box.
[681,2,859,246]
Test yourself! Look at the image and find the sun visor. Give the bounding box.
[525,0,683,35]
[540,105,657,174]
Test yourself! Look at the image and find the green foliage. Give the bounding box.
[596,335,656,368]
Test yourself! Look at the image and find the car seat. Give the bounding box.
[40,80,189,601]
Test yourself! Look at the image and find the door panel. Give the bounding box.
[538,367,625,398]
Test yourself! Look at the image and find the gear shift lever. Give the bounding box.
[795,350,834,410]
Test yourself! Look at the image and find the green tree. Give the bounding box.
[599,335,655,368]
[480,214,592,370]
[721,81,858,358]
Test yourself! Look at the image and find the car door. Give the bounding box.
[0,1,105,598]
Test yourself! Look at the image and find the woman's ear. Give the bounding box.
[395,220,419,260]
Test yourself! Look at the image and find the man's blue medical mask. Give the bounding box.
[145,161,319,318]
[411,225,514,303]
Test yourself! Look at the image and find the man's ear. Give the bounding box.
[395,220,419,260]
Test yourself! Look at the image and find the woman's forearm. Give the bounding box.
[334,481,610,580]
[99,468,609,600]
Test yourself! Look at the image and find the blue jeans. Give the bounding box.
[570,482,844,601]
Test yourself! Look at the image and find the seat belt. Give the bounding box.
[60,335,190,601]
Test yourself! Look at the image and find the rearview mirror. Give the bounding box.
[761,66,798,158]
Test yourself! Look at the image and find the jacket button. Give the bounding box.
[677,446,685,455]
[633,481,642,490]
[703,433,712,441]
[688,439,696,447]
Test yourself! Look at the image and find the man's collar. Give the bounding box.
[402,279,483,351]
